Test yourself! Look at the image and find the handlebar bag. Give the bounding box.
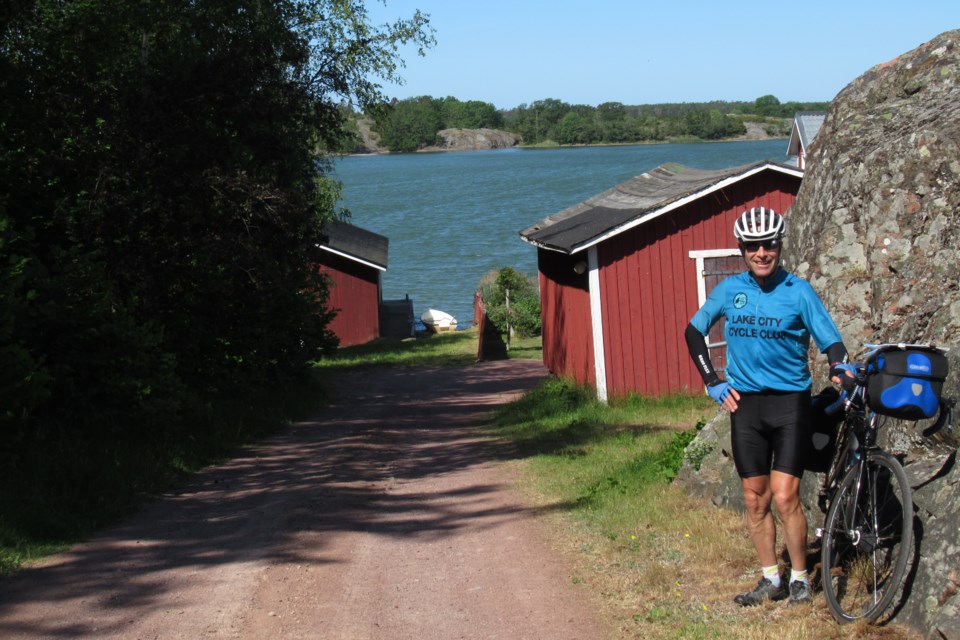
[866,346,948,420]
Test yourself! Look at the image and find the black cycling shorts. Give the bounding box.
[730,389,811,478]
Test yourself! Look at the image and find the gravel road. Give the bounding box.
[0,359,607,639]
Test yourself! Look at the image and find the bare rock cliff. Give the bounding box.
[422,128,519,152]
[352,120,518,153]
[680,29,960,637]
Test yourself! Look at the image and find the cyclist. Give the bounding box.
[684,206,852,606]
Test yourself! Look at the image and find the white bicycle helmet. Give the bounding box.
[733,206,785,242]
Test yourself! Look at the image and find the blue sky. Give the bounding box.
[365,0,959,109]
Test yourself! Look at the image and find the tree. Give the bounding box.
[479,267,541,339]
[754,94,782,116]
[597,101,627,122]
[556,112,593,145]
[438,97,502,129]
[0,0,435,530]
[378,96,442,151]
[504,98,572,143]
[3,0,434,383]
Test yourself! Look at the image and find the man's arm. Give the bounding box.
[685,323,721,387]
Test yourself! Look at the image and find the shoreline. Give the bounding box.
[347,135,790,157]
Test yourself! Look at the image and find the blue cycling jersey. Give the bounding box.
[690,268,843,393]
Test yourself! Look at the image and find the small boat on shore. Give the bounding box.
[421,308,458,333]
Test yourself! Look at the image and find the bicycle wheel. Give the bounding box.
[821,450,913,623]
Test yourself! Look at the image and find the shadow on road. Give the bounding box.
[0,359,563,637]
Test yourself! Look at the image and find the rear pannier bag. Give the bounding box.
[806,387,844,473]
[866,346,949,420]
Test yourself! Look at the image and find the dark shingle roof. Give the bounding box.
[519,161,802,254]
[319,220,388,270]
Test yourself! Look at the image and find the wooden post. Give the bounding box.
[505,288,511,352]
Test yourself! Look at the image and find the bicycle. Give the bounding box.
[815,343,953,624]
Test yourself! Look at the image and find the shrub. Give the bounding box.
[478,267,541,338]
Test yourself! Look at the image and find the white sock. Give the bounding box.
[790,569,809,585]
[762,565,781,587]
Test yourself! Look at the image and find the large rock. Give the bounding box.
[425,128,518,152]
[679,29,960,637]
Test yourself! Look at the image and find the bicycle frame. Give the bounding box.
[817,376,872,513]
[835,432,874,550]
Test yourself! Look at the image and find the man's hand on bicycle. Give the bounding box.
[830,362,858,392]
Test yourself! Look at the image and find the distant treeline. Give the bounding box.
[347,94,829,152]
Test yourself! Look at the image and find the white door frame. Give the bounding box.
[587,246,607,402]
[689,248,740,307]
[688,249,741,374]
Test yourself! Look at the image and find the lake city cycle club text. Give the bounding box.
[728,313,787,340]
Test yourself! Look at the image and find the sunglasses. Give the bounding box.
[741,239,781,252]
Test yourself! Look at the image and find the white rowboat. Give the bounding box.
[421,308,458,333]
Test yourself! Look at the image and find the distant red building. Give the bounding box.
[786,112,825,169]
[316,221,389,347]
[520,161,804,400]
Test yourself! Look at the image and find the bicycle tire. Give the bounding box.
[821,450,913,623]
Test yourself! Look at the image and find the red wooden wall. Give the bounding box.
[316,252,381,347]
[537,249,595,387]
[597,172,800,398]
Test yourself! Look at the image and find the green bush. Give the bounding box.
[478,267,541,338]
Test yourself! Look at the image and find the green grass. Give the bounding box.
[314,328,543,374]
[489,377,714,523]
[314,330,481,370]
[0,522,67,575]
[488,378,721,564]
[504,334,543,360]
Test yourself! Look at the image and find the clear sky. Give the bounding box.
[364,0,959,109]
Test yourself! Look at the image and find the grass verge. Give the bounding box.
[488,377,920,640]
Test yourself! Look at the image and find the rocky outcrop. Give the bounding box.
[421,128,519,152]
[352,117,384,154]
[679,29,960,638]
[350,120,519,154]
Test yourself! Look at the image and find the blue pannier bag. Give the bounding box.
[865,345,948,420]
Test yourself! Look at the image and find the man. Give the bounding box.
[684,207,852,606]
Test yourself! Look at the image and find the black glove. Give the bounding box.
[830,362,858,392]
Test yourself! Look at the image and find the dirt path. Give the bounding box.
[0,360,607,639]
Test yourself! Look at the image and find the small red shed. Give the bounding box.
[316,220,388,347]
[520,161,804,400]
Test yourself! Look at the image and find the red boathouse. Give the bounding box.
[316,220,389,347]
[520,161,804,400]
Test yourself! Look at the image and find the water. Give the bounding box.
[331,139,790,328]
